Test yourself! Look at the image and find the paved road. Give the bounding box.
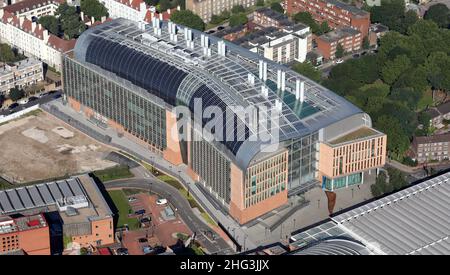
[103,178,235,255]
[0,90,62,116]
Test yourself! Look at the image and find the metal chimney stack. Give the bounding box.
[296,80,305,102]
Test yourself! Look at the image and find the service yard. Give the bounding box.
[0,110,116,183]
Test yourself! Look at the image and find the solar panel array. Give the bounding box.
[0,178,86,215]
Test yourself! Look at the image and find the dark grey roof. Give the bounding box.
[414,133,450,144]
[436,101,450,115]
[0,177,86,215]
[426,108,441,119]
[327,0,369,17]
[254,7,291,26]
[318,27,361,43]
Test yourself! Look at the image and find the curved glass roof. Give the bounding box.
[73,18,364,170]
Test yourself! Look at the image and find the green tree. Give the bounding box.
[170,10,205,31]
[293,12,321,34]
[0,43,16,62]
[229,13,248,27]
[9,86,25,101]
[210,14,223,25]
[417,111,431,135]
[80,0,109,21]
[57,3,86,39]
[144,0,159,5]
[270,2,284,14]
[291,62,321,83]
[320,21,330,33]
[231,5,245,14]
[381,54,411,85]
[256,0,264,6]
[38,15,59,35]
[335,43,345,59]
[424,3,450,29]
[362,36,370,50]
[375,115,410,159]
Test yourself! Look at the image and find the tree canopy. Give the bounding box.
[424,3,450,29]
[0,43,24,63]
[229,13,248,27]
[80,0,108,21]
[370,0,419,34]
[270,3,284,14]
[38,15,59,35]
[9,86,25,101]
[231,5,245,14]
[170,10,205,31]
[322,19,450,162]
[56,3,86,39]
[293,12,330,35]
[291,62,321,83]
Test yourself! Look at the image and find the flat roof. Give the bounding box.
[0,175,112,224]
[291,171,450,255]
[0,214,47,234]
[328,126,382,145]
[318,27,361,43]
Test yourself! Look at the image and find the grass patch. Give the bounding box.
[63,235,72,249]
[93,165,133,182]
[200,212,217,227]
[122,188,144,196]
[190,242,205,255]
[107,190,140,230]
[157,174,184,190]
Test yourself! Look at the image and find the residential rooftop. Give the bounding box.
[327,0,369,17]
[318,27,361,43]
[254,7,292,26]
[0,57,42,78]
[414,132,450,144]
[3,0,63,15]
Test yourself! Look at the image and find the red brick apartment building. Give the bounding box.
[283,0,370,36]
[316,27,362,59]
[0,214,50,255]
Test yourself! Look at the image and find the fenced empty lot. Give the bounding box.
[0,110,117,183]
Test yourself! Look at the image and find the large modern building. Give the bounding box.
[289,171,450,255]
[0,175,114,249]
[62,18,386,224]
[283,0,371,37]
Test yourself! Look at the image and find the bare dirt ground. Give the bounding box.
[0,110,116,183]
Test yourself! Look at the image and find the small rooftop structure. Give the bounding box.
[0,214,47,235]
[328,126,383,145]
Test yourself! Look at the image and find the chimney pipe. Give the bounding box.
[295,80,305,102]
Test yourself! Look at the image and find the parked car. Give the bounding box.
[352,54,360,58]
[128,197,137,202]
[138,238,148,243]
[143,246,153,254]
[8,103,19,110]
[145,246,166,255]
[18,98,29,105]
[217,26,225,31]
[116,225,129,232]
[116,248,129,255]
[336,59,344,64]
[134,209,146,215]
[140,217,151,223]
[28,96,38,102]
[156,198,168,205]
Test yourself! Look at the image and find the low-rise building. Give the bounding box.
[186,0,256,22]
[0,57,44,95]
[283,0,371,37]
[368,23,388,47]
[425,101,450,129]
[0,214,50,255]
[3,0,63,20]
[234,23,312,63]
[0,175,114,249]
[100,0,177,23]
[0,0,76,71]
[214,24,249,41]
[252,7,292,29]
[316,27,362,60]
[411,133,450,163]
